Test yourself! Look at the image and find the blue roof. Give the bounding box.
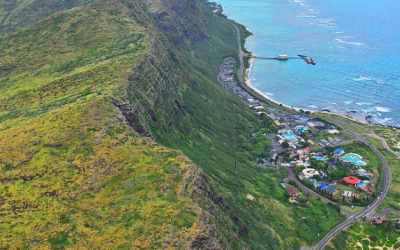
[334,148,344,153]
[329,161,336,164]
[319,183,328,189]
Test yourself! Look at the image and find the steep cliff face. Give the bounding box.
[113,0,212,136]
[149,0,209,45]
[0,0,345,249]
[0,0,248,248]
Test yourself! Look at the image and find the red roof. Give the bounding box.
[286,185,298,196]
[303,146,311,152]
[343,176,360,184]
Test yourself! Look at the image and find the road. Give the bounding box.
[230,22,244,84]
[379,208,400,218]
[229,21,393,249]
[313,128,391,250]
[287,167,334,204]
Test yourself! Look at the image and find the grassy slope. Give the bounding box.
[327,221,400,250]
[0,1,245,249]
[0,0,96,36]
[0,101,204,249]
[151,9,345,249]
[0,0,346,248]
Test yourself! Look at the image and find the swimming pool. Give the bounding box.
[282,131,298,141]
[341,153,362,163]
[355,161,367,166]
[295,126,308,134]
[355,181,365,187]
[358,171,367,176]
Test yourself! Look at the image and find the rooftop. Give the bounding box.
[326,185,338,194]
[343,176,360,184]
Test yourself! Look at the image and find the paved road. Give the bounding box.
[229,20,393,249]
[380,208,400,218]
[287,167,334,204]
[287,165,357,218]
[313,128,391,250]
[230,22,245,85]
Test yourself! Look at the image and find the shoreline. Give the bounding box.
[240,32,399,130]
[243,55,375,126]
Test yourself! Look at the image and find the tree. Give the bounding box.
[316,162,325,171]
[282,141,289,148]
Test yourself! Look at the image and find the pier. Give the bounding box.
[252,54,316,65]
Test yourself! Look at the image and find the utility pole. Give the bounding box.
[233,104,238,179]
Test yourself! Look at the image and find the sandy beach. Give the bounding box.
[243,56,374,126]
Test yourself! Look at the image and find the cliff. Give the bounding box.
[0,0,247,248]
[0,0,345,249]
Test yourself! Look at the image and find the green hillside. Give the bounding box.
[0,0,345,249]
[0,0,96,36]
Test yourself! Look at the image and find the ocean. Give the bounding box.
[216,0,400,126]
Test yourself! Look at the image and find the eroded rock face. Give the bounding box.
[113,0,209,136]
[181,163,249,250]
[149,0,209,45]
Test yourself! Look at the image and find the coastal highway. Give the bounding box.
[230,22,245,85]
[230,20,393,249]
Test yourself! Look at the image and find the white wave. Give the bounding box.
[375,117,393,125]
[265,92,274,96]
[335,38,366,46]
[333,103,337,105]
[361,107,375,113]
[344,101,353,105]
[353,77,371,82]
[353,77,384,85]
[309,105,318,109]
[355,102,371,106]
[375,107,391,113]
[345,90,351,92]
[335,32,344,34]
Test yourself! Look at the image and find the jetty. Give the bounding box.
[252,54,316,65]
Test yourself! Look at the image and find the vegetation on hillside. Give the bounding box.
[0,0,96,36]
[0,0,348,248]
[328,221,400,249]
[0,1,247,248]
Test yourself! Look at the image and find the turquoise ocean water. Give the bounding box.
[216,0,400,126]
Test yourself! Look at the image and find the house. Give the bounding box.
[372,218,383,225]
[253,105,265,110]
[335,147,344,154]
[274,120,282,126]
[326,185,338,195]
[308,139,315,145]
[319,183,328,189]
[303,146,311,153]
[302,168,320,178]
[342,190,353,197]
[286,185,298,197]
[277,55,289,60]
